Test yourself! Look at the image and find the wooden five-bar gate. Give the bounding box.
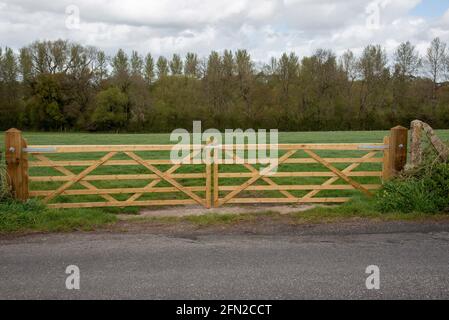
[4,126,408,209]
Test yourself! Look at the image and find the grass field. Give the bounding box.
[2,129,449,212]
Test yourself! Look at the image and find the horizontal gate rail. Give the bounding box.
[26,143,386,153]
[28,157,383,167]
[217,172,382,177]
[29,173,206,182]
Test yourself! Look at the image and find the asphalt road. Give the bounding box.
[1,221,449,299]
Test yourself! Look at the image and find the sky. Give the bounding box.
[0,0,449,61]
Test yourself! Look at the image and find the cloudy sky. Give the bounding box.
[1,0,449,61]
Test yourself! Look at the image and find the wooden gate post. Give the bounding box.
[410,120,423,167]
[382,135,391,181]
[387,125,408,177]
[5,128,29,201]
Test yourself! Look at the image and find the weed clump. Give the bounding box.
[376,144,449,214]
[0,162,11,202]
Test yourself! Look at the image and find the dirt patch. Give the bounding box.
[106,215,449,238]
[119,204,316,220]
[111,213,303,235]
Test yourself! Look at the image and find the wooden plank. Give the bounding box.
[217,144,386,151]
[283,158,383,164]
[125,152,206,207]
[227,198,351,204]
[30,173,206,182]
[48,199,199,209]
[42,158,382,167]
[218,171,382,178]
[43,152,117,203]
[27,143,386,154]
[205,161,211,209]
[213,150,219,207]
[27,145,194,153]
[21,137,29,201]
[410,120,423,167]
[28,158,383,167]
[48,197,352,208]
[30,186,206,196]
[382,136,391,181]
[189,158,383,165]
[32,170,382,181]
[218,184,381,191]
[29,159,197,167]
[304,150,373,196]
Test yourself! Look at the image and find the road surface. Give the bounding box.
[1,220,449,299]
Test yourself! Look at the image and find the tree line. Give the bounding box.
[1,38,449,132]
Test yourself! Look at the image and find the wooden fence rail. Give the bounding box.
[4,126,408,209]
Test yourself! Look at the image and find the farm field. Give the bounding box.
[1,129,449,212]
[2,129,449,148]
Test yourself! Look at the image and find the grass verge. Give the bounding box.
[288,197,449,224]
[1,197,448,235]
[0,199,117,234]
[120,197,449,228]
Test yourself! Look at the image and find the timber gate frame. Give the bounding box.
[4,126,408,209]
[212,143,384,207]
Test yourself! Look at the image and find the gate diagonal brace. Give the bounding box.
[224,150,295,199]
[125,148,203,203]
[44,152,117,203]
[299,151,377,202]
[217,150,297,207]
[35,154,118,203]
[125,151,206,207]
[303,150,373,197]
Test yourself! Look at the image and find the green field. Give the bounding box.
[2,129,448,148]
[1,130,449,212]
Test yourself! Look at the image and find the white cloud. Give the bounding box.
[0,0,446,61]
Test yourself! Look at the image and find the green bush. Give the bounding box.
[421,163,449,209]
[377,163,449,214]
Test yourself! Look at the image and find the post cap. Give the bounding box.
[5,128,22,133]
[391,125,408,131]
